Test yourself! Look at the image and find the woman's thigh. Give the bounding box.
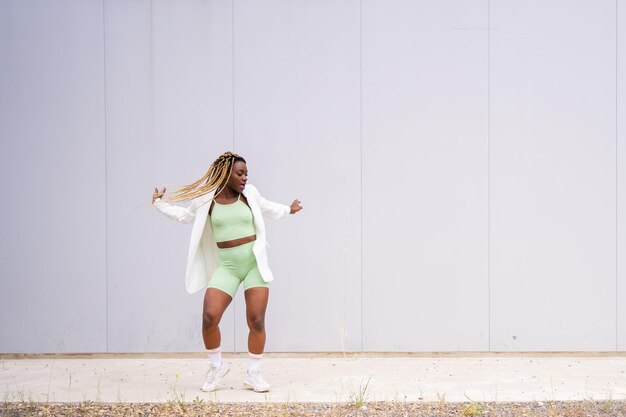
[203,287,233,319]
[244,286,269,320]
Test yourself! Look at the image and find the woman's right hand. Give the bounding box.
[152,187,166,204]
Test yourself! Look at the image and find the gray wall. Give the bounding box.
[0,0,623,353]
[619,0,626,351]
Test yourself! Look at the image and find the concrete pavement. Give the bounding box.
[1,353,625,403]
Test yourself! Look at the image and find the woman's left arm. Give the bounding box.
[254,187,302,219]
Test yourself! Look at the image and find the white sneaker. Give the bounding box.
[201,362,230,392]
[243,369,270,392]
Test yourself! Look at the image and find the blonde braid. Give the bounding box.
[165,151,243,202]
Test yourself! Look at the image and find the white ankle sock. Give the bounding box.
[207,347,222,367]
[247,352,263,373]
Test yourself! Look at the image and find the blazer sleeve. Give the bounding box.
[253,187,291,220]
[153,198,198,224]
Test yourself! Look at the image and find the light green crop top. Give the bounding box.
[210,195,256,242]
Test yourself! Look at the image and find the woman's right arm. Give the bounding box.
[152,187,197,224]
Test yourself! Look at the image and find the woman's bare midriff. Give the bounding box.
[216,234,256,249]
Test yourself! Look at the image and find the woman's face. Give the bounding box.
[226,160,248,193]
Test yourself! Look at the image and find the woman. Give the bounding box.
[152,151,302,393]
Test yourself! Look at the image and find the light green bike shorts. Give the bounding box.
[208,240,269,298]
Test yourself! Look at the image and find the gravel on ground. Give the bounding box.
[1,400,625,417]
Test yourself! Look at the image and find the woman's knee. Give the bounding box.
[202,311,222,329]
[247,314,265,332]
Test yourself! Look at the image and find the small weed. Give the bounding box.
[349,377,371,408]
[6,368,25,404]
[417,385,424,400]
[546,400,558,416]
[26,398,38,414]
[436,392,446,410]
[600,392,614,414]
[12,383,25,403]
[95,377,102,402]
[281,402,292,417]
[45,330,67,403]
[76,400,98,415]
[280,386,293,417]
[463,394,485,416]
[45,361,55,402]
[116,385,122,403]
[170,373,187,412]
[66,373,72,402]
[600,386,614,412]
[463,402,485,416]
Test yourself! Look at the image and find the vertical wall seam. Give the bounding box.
[616,0,619,351]
[232,0,237,351]
[102,0,109,353]
[150,0,155,271]
[232,0,236,154]
[359,0,364,353]
[487,0,491,352]
[149,0,155,354]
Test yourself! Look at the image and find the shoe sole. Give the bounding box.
[200,365,230,392]
[243,380,270,393]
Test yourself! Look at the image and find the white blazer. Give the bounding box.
[154,184,291,294]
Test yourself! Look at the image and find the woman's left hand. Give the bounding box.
[290,199,303,214]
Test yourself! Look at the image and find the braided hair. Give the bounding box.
[166,151,246,202]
